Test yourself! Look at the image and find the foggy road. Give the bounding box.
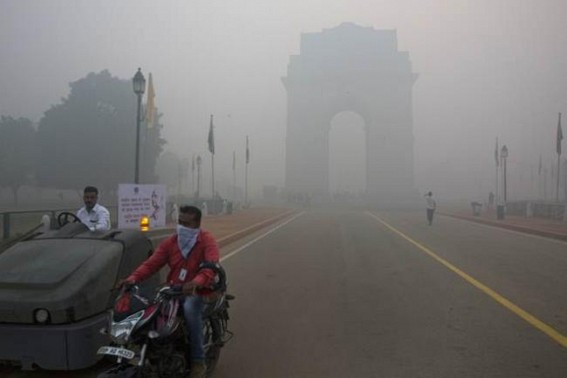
[4,1,567,377]
[4,209,567,377]
[215,209,567,378]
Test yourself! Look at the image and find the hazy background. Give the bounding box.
[1,0,567,204]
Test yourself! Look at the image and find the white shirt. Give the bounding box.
[76,203,111,231]
[426,196,436,210]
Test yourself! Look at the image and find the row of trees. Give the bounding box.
[0,70,165,204]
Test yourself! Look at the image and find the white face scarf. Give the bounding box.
[177,225,200,258]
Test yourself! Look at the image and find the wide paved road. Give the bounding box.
[215,209,567,377]
[4,209,567,377]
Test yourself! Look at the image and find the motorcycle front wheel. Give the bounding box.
[203,317,223,377]
[97,363,142,378]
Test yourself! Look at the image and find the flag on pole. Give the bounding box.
[494,138,499,167]
[246,136,250,164]
[208,115,215,155]
[232,151,236,171]
[557,113,563,155]
[145,73,156,129]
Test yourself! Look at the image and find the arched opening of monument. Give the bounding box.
[283,24,416,204]
[328,111,366,198]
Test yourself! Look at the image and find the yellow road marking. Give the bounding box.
[366,211,567,348]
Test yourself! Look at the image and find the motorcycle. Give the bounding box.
[97,263,234,378]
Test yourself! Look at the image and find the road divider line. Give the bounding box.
[365,211,567,348]
[221,211,305,262]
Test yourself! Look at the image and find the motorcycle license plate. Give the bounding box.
[97,346,135,359]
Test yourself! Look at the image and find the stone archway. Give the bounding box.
[282,23,418,204]
[329,111,366,195]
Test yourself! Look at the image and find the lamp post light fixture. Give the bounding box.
[132,68,146,184]
[501,145,508,203]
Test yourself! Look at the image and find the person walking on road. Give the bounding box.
[425,191,436,226]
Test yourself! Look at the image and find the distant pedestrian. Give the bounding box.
[425,191,436,226]
[488,191,495,210]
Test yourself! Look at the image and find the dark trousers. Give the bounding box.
[426,209,435,225]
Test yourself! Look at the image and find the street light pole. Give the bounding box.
[501,145,508,203]
[132,68,146,184]
[192,154,195,197]
[245,135,249,205]
[196,155,202,199]
[177,159,182,203]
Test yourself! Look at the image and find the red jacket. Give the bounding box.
[127,230,220,290]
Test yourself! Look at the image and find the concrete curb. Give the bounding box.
[441,212,567,242]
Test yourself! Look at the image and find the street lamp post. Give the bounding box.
[496,144,508,220]
[132,68,146,184]
[196,155,202,199]
[501,145,508,203]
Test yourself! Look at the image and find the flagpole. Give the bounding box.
[495,138,499,212]
[531,166,535,200]
[564,159,567,202]
[191,154,195,197]
[233,151,236,201]
[556,113,562,202]
[177,160,182,203]
[544,168,548,200]
[245,136,249,205]
[538,155,542,200]
[208,114,215,207]
[557,154,561,202]
[495,165,499,210]
[196,155,202,199]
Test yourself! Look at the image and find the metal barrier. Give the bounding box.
[1,207,118,240]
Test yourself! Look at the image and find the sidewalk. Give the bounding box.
[442,208,567,242]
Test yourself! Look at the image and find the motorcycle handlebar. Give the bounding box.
[158,285,184,298]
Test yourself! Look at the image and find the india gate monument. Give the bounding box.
[282,23,418,205]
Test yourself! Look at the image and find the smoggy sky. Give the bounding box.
[1,0,567,201]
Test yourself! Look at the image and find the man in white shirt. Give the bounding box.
[425,191,436,226]
[76,186,111,231]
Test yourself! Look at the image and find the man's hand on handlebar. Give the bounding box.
[115,278,135,290]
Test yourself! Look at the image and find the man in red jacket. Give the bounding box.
[118,205,219,378]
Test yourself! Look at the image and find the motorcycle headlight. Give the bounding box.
[34,308,50,324]
[110,311,144,345]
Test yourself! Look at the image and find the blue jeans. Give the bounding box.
[183,295,205,361]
